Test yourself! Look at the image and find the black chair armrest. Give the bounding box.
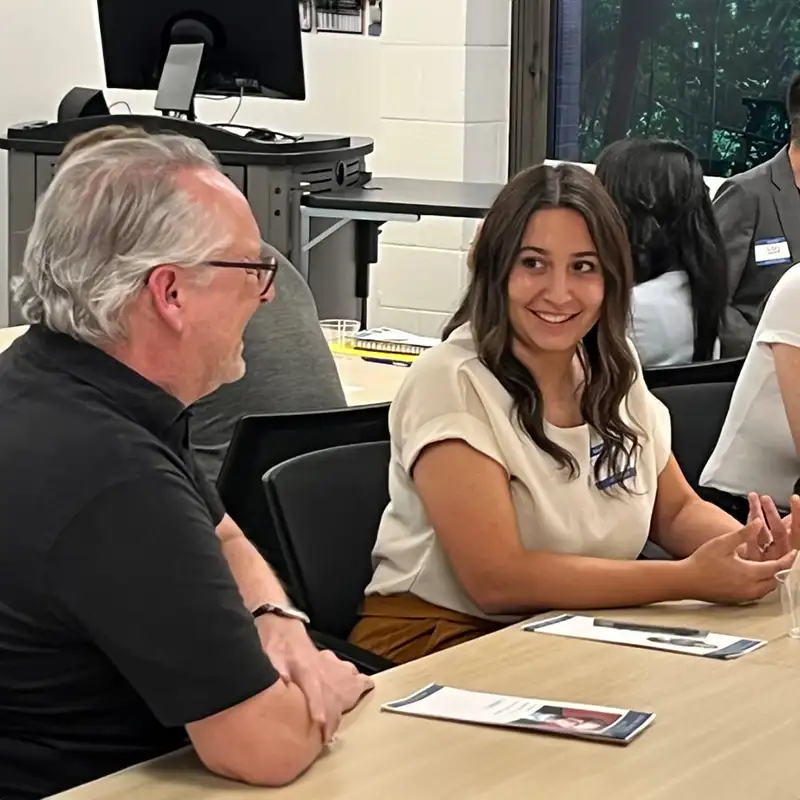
[309,629,395,675]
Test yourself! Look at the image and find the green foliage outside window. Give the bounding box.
[568,0,800,175]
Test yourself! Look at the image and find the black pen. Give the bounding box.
[592,618,708,637]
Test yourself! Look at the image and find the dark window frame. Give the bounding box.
[507,0,553,176]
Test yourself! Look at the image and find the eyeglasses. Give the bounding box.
[145,256,279,298]
[205,257,279,298]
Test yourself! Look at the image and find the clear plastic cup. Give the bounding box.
[320,319,361,395]
[776,569,800,639]
[319,319,360,358]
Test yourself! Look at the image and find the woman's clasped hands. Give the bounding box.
[681,493,799,604]
[743,492,800,562]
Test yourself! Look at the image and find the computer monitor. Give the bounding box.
[96,0,306,120]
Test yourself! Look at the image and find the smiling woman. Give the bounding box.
[446,164,637,481]
[348,163,796,665]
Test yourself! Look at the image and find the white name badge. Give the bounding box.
[754,237,791,266]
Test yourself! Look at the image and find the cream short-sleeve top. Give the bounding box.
[366,323,672,622]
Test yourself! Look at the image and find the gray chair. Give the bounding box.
[651,380,746,522]
[643,357,744,389]
[262,440,394,675]
[638,380,740,558]
[216,404,390,587]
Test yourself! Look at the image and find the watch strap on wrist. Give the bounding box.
[252,602,310,625]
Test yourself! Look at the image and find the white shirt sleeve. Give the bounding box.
[646,390,673,474]
[756,264,800,350]
[390,349,507,474]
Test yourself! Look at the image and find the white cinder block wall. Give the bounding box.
[370,0,512,337]
[0,0,510,330]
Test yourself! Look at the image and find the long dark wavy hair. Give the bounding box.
[444,163,640,486]
[595,138,728,362]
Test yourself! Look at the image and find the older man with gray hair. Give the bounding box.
[0,133,371,800]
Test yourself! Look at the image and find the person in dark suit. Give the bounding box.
[714,73,800,356]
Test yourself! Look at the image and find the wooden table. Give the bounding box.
[336,356,407,406]
[0,325,407,407]
[49,597,800,800]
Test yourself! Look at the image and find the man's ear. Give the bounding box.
[145,265,185,333]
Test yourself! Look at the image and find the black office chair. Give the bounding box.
[651,380,746,520]
[263,440,395,674]
[643,356,745,389]
[216,404,390,587]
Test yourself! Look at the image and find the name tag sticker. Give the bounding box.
[596,466,637,491]
[754,237,791,266]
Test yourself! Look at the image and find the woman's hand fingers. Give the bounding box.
[761,495,790,557]
[746,493,769,559]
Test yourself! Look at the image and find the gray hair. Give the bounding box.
[13,133,233,345]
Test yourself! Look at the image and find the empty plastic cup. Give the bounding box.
[776,569,800,639]
[319,319,360,358]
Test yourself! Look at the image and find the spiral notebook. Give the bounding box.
[330,327,440,366]
[347,327,439,354]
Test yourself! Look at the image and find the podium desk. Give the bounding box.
[4,113,502,330]
[301,178,503,325]
[2,118,374,327]
[49,596,800,800]
[304,177,501,219]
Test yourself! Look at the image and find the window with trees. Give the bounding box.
[549,0,800,175]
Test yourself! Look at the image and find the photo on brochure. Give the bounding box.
[511,705,622,735]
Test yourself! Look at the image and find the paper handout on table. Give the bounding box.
[523,614,766,659]
[382,684,654,745]
[350,327,440,352]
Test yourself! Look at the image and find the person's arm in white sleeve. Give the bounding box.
[756,267,800,458]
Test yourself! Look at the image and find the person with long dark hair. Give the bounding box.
[595,138,727,366]
[348,164,795,665]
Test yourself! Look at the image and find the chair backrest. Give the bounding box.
[263,440,391,639]
[216,405,390,581]
[643,357,744,389]
[651,381,735,487]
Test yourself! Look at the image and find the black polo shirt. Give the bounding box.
[0,326,279,800]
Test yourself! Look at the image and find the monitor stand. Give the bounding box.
[153,41,302,143]
[154,42,204,122]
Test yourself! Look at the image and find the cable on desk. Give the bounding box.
[209,122,302,143]
[108,101,133,115]
[227,88,244,124]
